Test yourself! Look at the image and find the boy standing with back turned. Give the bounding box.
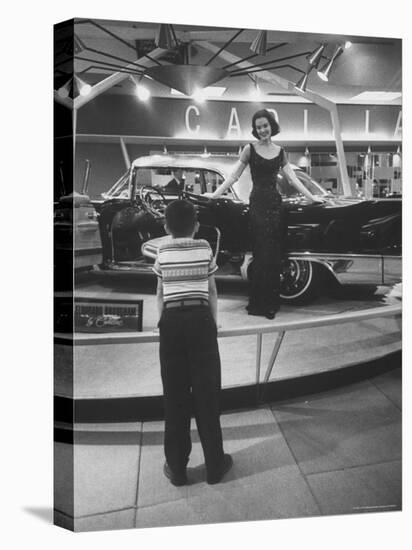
[153,199,233,486]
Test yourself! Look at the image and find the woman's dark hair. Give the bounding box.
[251,109,280,139]
[165,199,197,237]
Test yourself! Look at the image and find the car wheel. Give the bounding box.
[280,259,320,303]
[246,258,320,304]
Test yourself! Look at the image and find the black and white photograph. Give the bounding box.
[3,0,409,547]
[52,13,403,533]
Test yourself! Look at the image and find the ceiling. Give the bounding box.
[54,18,402,106]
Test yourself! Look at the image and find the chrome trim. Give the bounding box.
[382,256,402,285]
[288,252,402,286]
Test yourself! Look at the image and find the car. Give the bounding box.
[56,153,402,303]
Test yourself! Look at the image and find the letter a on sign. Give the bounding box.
[227,108,241,137]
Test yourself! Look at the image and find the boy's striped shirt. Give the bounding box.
[153,237,217,303]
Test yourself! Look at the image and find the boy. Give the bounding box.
[153,199,232,486]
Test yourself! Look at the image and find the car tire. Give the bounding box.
[246,258,321,304]
[280,259,321,304]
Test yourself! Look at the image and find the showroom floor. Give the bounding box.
[54,273,402,531]
[54,365,402,531]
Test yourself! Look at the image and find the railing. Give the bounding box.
[55,304,402,399]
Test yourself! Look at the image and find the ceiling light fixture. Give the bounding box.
[57,75,91,99]
[130,75,151,101]
[155,24,176,50]
[307,44,326,68]
[57,77,72,98]
[294,72,309,92]
[191,88,206,103]
[250,30,268,55]
[149,24,233,96]
[317,45,343,81]
[76,75,92,96]
[136,84,150,101]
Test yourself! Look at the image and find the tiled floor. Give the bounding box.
[54,366,402,531]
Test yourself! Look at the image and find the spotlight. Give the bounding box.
[57,75,91,99]
[130,75,151,102]
[250,30,268,55]
[57,77,72,98]
[201,146,211,158]
[317,45,343,81]
[192,88,206,103]
[294,73,309,92]
[76,76,91,97]
[307,44,326,68]
[155,24,176,50]
[136,84,151,101]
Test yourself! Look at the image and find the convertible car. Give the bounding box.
[55,153,402,303]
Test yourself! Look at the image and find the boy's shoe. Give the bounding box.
[163,463,187,486]
[206,454,233,485]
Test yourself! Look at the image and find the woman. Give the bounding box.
[207,109,323,319]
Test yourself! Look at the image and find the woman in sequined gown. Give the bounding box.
[208,109,323,319]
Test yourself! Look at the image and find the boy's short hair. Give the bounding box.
[165,199,197,237]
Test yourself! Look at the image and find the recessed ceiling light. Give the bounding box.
[171,86,226,97]
[350,91,402,101]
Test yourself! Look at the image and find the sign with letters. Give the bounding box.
[76,95,402,142]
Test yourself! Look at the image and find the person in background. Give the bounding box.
[205,109,324,319]
[153,199,233,486]
[163,168,184,194]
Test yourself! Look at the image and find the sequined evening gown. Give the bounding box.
[248,143,286,314]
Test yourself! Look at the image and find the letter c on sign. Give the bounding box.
[185,105,200,134]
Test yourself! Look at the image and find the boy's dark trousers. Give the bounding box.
[159,304,224,479]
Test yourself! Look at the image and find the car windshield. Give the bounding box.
[277,169,327,198]
[104,167,237,199]
[103,163,326,201]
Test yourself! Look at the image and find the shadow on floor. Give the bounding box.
[23,506,53,524]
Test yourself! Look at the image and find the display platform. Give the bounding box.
[54,273,401,422]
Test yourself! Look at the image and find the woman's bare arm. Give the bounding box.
[209,145,250,198]
[282,163,325,203]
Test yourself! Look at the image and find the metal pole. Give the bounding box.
[120,137,131,169]
[263,331,286,384]
[255,333,263,403]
